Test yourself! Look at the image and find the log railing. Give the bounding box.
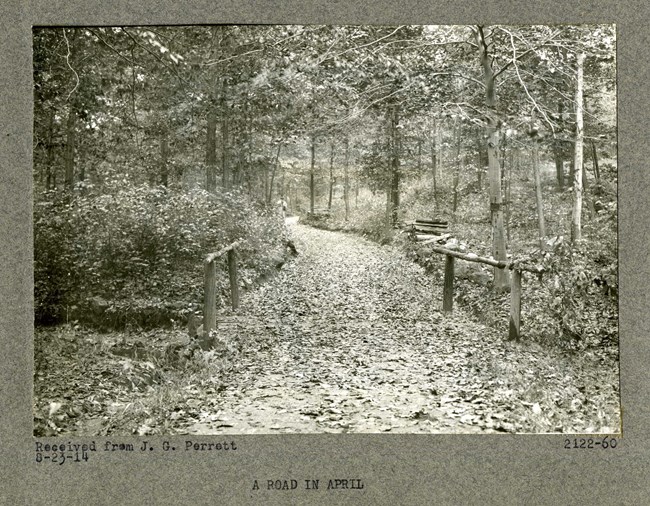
[202,240,241,348]
[427,244,542,341]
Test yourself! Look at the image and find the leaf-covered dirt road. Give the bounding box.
[182,223,619,434]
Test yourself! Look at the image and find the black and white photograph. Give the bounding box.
[32,24,619,436]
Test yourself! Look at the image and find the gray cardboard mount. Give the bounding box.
[1,1,648,504]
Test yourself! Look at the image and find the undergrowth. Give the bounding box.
[306,166,617,352]
[34,182,289,329]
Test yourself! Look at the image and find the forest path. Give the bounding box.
[184,222,507,434]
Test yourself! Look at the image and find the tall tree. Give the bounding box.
[571,52,585,243]
[343,136,350,221]
[206,108,218,192]
[531,142,546,247]
[474,26,509,289]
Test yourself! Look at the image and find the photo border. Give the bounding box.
[2,0,647,504]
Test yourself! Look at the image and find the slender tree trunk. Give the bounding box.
[505,149,513,242]
[383,114,392,233]
[553,102,565,190]
[328,141,335,210]
[452,162,461,213]
[268,142,282,204]
[437,119,443,180]
[452,121,462,213]
[431,124,439,210]
[431,119,438,174]
[571,52,585,243]
[64,107,76,192]
[389,106,401,225]
[569,141,575,185]
[391,168,400,224]
[130,44,141,156]
[206,108,218,193]
[221,89,230,190]
[476,26,509,289]
[247,103,254,188]
[475,129,483,188]
[343,136,350,221]
[310,136,316,214]
[532,144,546,247]
[280,158,286,201]
[46,108,55,190]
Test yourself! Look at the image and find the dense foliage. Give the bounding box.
[34,181,288,327]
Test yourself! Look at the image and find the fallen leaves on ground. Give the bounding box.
[34,223,620,435]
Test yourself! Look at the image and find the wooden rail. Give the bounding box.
[202,240,241,349]
[427,244,542,341]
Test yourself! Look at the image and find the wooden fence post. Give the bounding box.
[509,269,522,341]
[227,247,239,310]
[203,259,217,349]
[443,254,455,312]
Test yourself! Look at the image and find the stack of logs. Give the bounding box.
[405,219,451,243]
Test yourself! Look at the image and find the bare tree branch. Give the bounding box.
[62,28,79,102]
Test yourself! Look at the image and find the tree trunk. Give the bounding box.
[268,142,282,204]
[475,26,509,289]
[431,122,439,210]
[220,90,230,190]
[206,108,218,193]
[554,102,565,190]
[505,149,513,242]
[569,141,575,185]
[310,136,316,214]
[328,141,335,211]
[203,260,217,349]
[475,129,483,188]
[64,107,76,192]
[227,248,239,310]
[509,269,522,341]
[280,156,286,201]
[248,108,254,190]
[343,136,350,221]
[532,144,546,248]
[389,106,401,226]
[443,255,455,312]
[437,119,443,179]
[571,52,585,243]
[452,121,462,213]
[46,108,55,190]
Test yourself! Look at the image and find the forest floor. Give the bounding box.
[34,220,620,435]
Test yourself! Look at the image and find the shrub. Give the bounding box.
[34,184,288,327]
